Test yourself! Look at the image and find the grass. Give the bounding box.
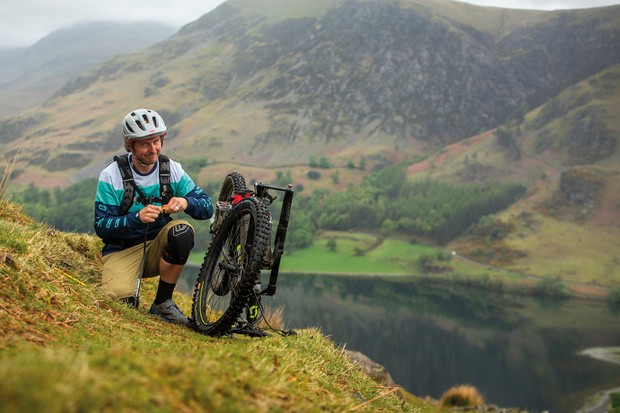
[281,234,424,275]
[1,324,409,413]
[271,231,533,286]
[440,385,484,407]
[189,225,600,289]
[502,211,620,285]
[234,0,336,22]
[189,232,425,275]
[0,163,430,413]
[190,224,613,300]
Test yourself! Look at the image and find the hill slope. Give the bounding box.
[1,0,619,187]
[0,21,176,119]
[410,64,620,284]
[0,197,423,412]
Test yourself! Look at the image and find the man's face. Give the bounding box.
[131,134,163,167]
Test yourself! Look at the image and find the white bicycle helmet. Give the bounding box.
[122,108,167,142]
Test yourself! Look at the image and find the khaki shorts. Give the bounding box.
[101,220,193,298]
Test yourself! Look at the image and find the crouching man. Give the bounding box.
[94,108,213,325]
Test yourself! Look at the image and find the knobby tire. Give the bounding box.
[219,172,247,200]
[191,196,271,336]
[210,172,247,235]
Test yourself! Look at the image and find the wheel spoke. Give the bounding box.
[191,176,270,337]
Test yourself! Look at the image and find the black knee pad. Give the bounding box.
[162,224,194,265]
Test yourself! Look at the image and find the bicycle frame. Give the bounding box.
[191,172,296,337]
[254,182,294,297]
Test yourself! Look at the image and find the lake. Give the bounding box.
[179,268,620,412]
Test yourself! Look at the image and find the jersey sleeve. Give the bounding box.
[170,161,214,220]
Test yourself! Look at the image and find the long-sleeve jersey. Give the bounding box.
[94,154,213,256]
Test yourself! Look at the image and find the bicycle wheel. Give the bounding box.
[211,172,247,235]
[220,172,247,198]
[191,196,271,336]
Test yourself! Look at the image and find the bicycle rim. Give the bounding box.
[192,197,270,336]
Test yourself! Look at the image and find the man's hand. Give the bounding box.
[163,197,188,215]
[138,204,163,223]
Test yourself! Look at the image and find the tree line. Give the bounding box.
[284,164,526,249]
[12,163,525,252]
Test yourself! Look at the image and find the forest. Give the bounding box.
[11,164,526,252]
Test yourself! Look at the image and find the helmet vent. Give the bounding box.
[124,122,135,134]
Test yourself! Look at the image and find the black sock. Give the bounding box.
[155,280,176,304]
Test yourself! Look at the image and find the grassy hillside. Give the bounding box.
[393,64,620,288]
[522,64,620,170]
[0,193,434,412]
[405,133,620,286]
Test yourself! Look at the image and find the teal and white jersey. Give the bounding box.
[94,154,213,255]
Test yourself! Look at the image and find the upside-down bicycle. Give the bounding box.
[190,172,295,337]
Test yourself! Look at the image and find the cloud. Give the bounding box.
[0,0,227,48]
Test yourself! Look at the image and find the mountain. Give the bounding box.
[0,0,619,283]
[1,0,619,182]
[0,21,176,118]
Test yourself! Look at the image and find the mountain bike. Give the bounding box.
[191,172,296,337]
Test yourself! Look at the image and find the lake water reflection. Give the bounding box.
[179,269,620,412]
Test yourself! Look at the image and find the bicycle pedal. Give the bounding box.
[216,201,232,211]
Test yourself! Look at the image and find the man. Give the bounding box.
[94,108,213,325]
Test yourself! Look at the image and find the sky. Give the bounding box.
[1,0,619,48]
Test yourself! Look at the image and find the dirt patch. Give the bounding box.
[566,283,610,300]
[12,169,70,189]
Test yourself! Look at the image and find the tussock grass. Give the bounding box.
[0,154,28,225]
[0,190,426,412]
[440,384,485,407]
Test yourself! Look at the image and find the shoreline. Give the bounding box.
[579,347,620,365]
[185,260,613,302]
[577,347,620,413]
[275,269,612,301]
